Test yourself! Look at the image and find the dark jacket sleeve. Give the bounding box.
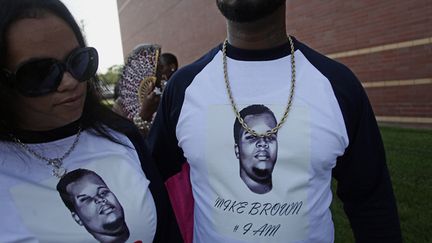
[146,75,186,181]
[295,38,402,242]
[146,46,220,181]
[332,83,402,243]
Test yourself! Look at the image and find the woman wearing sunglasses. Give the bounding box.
[0,0,182,242]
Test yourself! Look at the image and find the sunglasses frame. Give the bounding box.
[1,47,98,97]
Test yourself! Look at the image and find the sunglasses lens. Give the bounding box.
[16,59,62,97]
[11,47,98,97]
[68,47,98,81]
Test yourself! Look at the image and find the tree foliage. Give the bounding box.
[98,64,123,85]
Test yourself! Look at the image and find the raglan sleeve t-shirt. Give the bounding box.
[148,37,401,243]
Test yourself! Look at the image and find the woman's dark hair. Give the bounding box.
[0,0,132,142]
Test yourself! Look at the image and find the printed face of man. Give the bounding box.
[235,112,278,190]
[66,174,126,235]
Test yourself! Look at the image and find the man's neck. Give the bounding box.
[240,170,273,194]
[226,4,287,50]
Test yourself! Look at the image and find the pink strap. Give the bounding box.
[165,163,194,243]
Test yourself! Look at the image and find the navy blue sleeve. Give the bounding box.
[124,124,183,243]
[297,38,402,243]
[146,72,186,180]
[147,46,220,181]
[333,85,402,243]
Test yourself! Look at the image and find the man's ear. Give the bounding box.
[71,212,83,226]
[234,143,240,159]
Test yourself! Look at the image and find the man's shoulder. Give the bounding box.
[295,38,365,108]
[296,38,368,119]
[162,45,221,101]
[296,39,358,85]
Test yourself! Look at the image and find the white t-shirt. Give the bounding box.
[148,37,400,243]
[0,124,158,243]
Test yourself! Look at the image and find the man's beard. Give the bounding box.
[216,0,286,23]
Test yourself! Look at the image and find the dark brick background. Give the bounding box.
[117,0,432,120]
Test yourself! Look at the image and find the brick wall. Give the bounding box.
[117,0,225,66]
[117,0,432,125]
[287,0,432,53]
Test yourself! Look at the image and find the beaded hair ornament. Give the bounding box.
[118,44,161,120]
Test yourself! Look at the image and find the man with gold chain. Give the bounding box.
[148,0,402,242]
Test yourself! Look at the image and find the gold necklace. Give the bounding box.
[222,36,296,137]
[10,126,82,178]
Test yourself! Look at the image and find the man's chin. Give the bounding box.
[216,0,285,23]
[103,217,126,234]
[252,167,272,181]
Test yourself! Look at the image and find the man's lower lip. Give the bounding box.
[100,207,115,215]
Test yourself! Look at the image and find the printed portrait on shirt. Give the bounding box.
[206,104,311,242]
[57,169,130,243]
[9,157,156,243]
[233,105,278,194]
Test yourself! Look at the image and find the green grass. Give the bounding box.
[331,126,432,243]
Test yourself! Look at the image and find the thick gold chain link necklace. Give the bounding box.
[222,36,296,137]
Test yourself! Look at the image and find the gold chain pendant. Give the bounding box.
[222,36,296,137]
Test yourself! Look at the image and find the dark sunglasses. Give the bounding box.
[2,47,98,97]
